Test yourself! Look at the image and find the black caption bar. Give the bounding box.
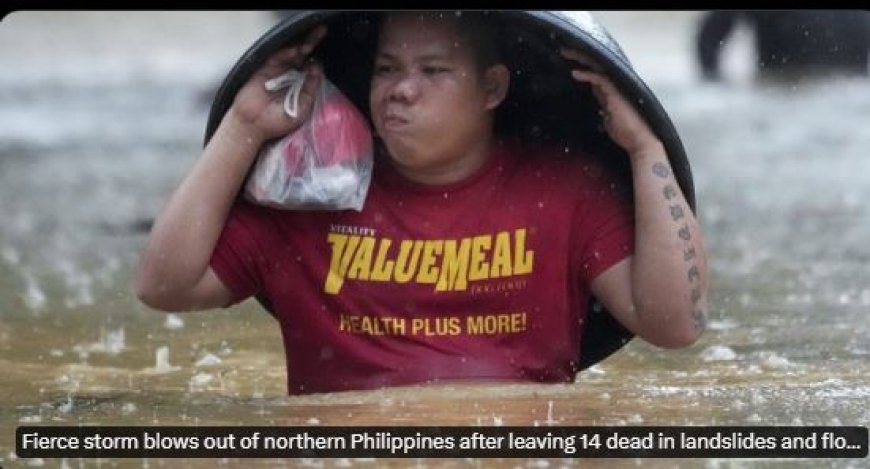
[16,426,868,459]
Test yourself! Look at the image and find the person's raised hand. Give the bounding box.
[560,46,661,156]
[231,25,329,142]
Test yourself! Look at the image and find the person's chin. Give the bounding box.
[383,139,423,163]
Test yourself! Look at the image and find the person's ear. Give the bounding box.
[483,64,510,111]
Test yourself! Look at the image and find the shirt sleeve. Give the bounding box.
[209,201,271,306]
[571,157,636,283]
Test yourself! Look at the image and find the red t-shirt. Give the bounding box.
[210,142,635,395]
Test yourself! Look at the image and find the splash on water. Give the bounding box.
[148,345,180,374]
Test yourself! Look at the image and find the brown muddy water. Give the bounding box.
[1,11,868,469]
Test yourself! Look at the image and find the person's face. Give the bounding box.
[369,13,503,175]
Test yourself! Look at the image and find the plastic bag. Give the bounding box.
[243,69,373,211]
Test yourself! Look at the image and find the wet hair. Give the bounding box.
[378,11,504,76]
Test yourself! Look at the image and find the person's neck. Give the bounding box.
[392,139,494,186]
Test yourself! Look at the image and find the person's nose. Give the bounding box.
[387,71,421,104]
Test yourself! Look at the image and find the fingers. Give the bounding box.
[300,25,328,55]
[571,69,621,106]
[262,24,329,73]
[559,46,618,101]
[559,46,603,72]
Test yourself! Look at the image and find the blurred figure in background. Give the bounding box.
[696,10,870,82]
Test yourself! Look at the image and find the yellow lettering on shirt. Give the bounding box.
[490,231,513,277]
[323,229,535,294]
[394,240,423,283]
[369,238,394,281]
[468,235,492,281]
[436,238,471,292]
[347,236,375,280]
[416,240,443,284]
[513,228,534,275]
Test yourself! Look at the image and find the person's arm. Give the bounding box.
[134,26,327,312]
[560,48,709,348]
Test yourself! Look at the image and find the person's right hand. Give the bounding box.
[230,24,328,142]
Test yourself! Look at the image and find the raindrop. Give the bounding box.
[545,400,556,425]
[22,272,47,312]
[153,346,180,373]
[57,394,74,414]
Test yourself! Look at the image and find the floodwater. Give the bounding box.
[1,11,868,469]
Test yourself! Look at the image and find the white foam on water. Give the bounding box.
[189,372,214,389]
[699,345,739,362]
[814,386,870,399]
[194,353,222,367]
[707,318,739,331]
[163,314,185,330]
[73,327,126,356]
[755,352,793,370]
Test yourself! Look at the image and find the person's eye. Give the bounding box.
[422,66,450,76]
[374,64,398,75]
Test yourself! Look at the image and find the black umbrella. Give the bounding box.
[204,10,696,372]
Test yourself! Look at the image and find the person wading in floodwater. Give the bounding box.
[135,11,709,395]
[696,10,870,82]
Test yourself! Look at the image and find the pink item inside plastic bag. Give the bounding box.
[244,73,373,211]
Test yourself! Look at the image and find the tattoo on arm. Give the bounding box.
[652,162,671,178]
[678,225,691,241]
[687,265,700,283]
[657,172,705,335]
[683,247,696,261]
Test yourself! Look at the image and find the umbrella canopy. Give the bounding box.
[205,10,695,371]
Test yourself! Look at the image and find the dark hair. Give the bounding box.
[455,11,503,74]
[378,11,504,76]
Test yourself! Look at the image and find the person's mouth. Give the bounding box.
[383,113,409,129]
